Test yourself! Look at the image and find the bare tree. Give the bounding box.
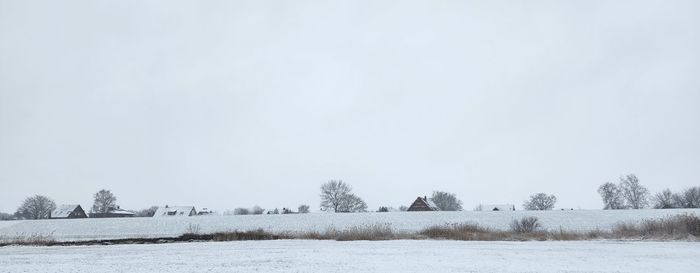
[320,180,367,212]
[619,174,649,209]
[135,206,159,217]
[523,193,557,210]
[15,195,56,219]
[598,182,625,209]
[233,208,250,215]
[0,212,14,220]
[337,194,367,213]
[398,205,408,212]
[652,189,677,209]
[92,189,118,213]
[673,187,700,208]
[430,191,463,211]
[298,204,310,214]
[251,206,265,215]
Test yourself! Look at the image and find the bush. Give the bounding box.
[233,208,250,215]
[298,205,310,214]
[510,216,541,233]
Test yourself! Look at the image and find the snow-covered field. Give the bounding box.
[1,240,698,273]
[0,209,697,242]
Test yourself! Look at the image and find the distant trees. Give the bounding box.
[233,208,250,215]
[523,193,557,210]
[598,182,625,209]
[598,174,650,209]
[251,206,265,215]
[398,205,408,212]
[319,180,367,213]
[15,195,56,219]
[92,189,118,213]
[135,206,159,217]
[0,212,13,220]
[430,191,463,211]
[298,205,310,214]
[619,174,649,209]
[675,187,700,208]
[377,206,389,212]
[651,187,700,209]
[652,189,676,209]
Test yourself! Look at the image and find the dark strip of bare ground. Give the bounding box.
[1,214,698,247]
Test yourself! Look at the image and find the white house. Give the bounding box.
[153,206,197,217]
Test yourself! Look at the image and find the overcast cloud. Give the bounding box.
[1,0,699,212]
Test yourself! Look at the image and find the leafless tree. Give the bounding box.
[320,180,367,212]
[523,193,557,210]
[135,206,159,217]
[337,194,367,213]
[0,212,14,220]
[652,189,677,209]
[619,174,649,209]
[673,187,700,208]
[15,195,56,219]
[233,208,250,215]
[251,206,265,215]
[598,182,625,209]
[398,205,408,212]
[430,191,463,211]
[92,189,118,213]
[298,204,310,214]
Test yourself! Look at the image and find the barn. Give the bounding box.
[89,207,136,218]
[407,196,440,211]
[50,204,88,219]
[153,206,197,217]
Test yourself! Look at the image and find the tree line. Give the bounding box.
[2,175,698,220]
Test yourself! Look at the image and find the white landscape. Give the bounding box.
[1,209,698,242]
[1,240,698,273]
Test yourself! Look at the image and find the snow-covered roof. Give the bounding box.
[109,209,135,215]
[481,204,515,211]
[424,199,441,211]
[153,206,196,217]
[51,204,81,218]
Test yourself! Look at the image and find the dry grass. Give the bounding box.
[612,214,700,240]
[0,233,56,246]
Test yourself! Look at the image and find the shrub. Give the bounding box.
[510,216,541,233]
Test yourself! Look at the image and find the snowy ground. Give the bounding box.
[1,240,698,273]
[0,209,698,242]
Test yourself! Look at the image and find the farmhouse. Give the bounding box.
[407,196,440,211]
[50,204,88,219]
[153,206,197,217]
[89,207,136,218]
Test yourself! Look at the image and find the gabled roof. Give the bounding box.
[51,204,82,218]
[481,204,516,211]
[407,197,441,211]
[153,206,196,217]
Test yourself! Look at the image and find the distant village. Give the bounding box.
[2,175,697,221]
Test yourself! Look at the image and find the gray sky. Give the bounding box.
[1,0,699,213]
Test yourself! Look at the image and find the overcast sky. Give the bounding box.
[1,0,699,213]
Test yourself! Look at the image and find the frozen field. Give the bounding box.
[1,240,698,273]
[0,209,698,242]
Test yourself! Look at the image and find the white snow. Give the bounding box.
[0,240,697,273]
[0,209,697,242]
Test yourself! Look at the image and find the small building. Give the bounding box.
[407,196,440,211]
[153,206,197,217]
[478,204,516,211]
[89,207,136,218]
[50,205,88,219]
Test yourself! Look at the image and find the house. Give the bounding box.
[407,196,440,211]
[477,204,516,211]
[153,206,197,217]
[89,207,136,218]
[50,205,88,219]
